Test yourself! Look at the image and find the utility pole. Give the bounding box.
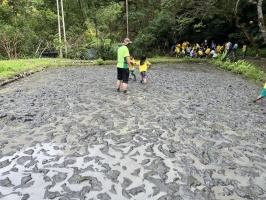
[126,0,129,37]
[61,0,67,58]
[56,0,62,58]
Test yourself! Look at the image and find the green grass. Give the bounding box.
[0,58,99,82]
[209,54,265,82]
[0,59,52,77]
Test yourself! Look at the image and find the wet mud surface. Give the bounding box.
[0,63,266,200]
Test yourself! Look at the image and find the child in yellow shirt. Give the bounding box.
[197,48,204,58]
[129,55,136,81]
[220,45,224,54]
[205,47,211,57]
[175,43,181,57]
[242,43,247,59]
[216,44,221,53]
[135,55,151,84]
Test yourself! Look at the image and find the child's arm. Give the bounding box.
[147,61,152,68]
[130,59,136,64]
[133,60,139,65]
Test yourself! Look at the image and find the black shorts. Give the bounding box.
[117,68,129,83]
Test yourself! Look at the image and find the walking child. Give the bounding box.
[129,55,136,81]
[135,55,151,84]
[242,43,247,59]
[253,81,266,103]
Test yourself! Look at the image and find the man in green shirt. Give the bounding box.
[116,37,132,94]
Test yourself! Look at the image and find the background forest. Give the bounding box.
[0,0,265,60]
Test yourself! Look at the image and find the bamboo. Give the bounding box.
[61,0,67,58]
[56,0,62,58]
[126,0,129,37]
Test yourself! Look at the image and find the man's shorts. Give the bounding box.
[260,88,266,97]
[117,68,129,83]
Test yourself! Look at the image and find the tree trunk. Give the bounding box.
[234,0,260,58]
[94,18,98,38]
[242,27,260,58]
[257,0,266,43]
[0,32,20,60]
[77,0,87,26]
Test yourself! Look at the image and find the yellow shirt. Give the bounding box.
[205,48,211,54]
[196,43,200,49]
[175,47,180,53]
[182,42,188,51]
[135,60,151,72]
[216,45,221,52]
[264,83,266,89]
[198,50,203,55]
[176,43,181,53]
[242,45,247,52]
[129,58,135,70]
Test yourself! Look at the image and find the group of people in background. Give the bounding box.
[170,39,266,103]
[170,39,247,61]
[116,37,151,94]
[116,37,264,103]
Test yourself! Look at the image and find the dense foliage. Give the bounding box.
[0,0,265,60]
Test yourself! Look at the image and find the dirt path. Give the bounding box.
[0,63,265,200]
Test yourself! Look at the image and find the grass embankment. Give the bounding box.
[208,54,265,82]
[0,55,265,86]
[0,58,98,85]
[150,56,265,82]
[0,59,98,77]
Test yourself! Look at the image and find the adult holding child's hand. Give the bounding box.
[116,37,132,94]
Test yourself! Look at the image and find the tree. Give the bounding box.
[257,0,266,42]
[234,0,266,58]
[0,25,21,59]
[0,0,265,59]
[0,0,59,59]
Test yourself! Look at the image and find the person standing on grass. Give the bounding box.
[226,40,232,57]
[242,43,247,59]
[175,43,181,58]
[205,47,211,58]
[216,44,221,54]
[211,40,217,51]
[232,42,238,62]
[135,55,151,84]
[116,37,132,94]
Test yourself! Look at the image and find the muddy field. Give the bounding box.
[0,63,266,200]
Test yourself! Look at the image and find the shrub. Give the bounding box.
[96,58,104,65]
[243,47,266,57]
[209,54,265,82]
[94,44,117,61]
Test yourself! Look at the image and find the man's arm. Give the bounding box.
[125,56,131,67]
